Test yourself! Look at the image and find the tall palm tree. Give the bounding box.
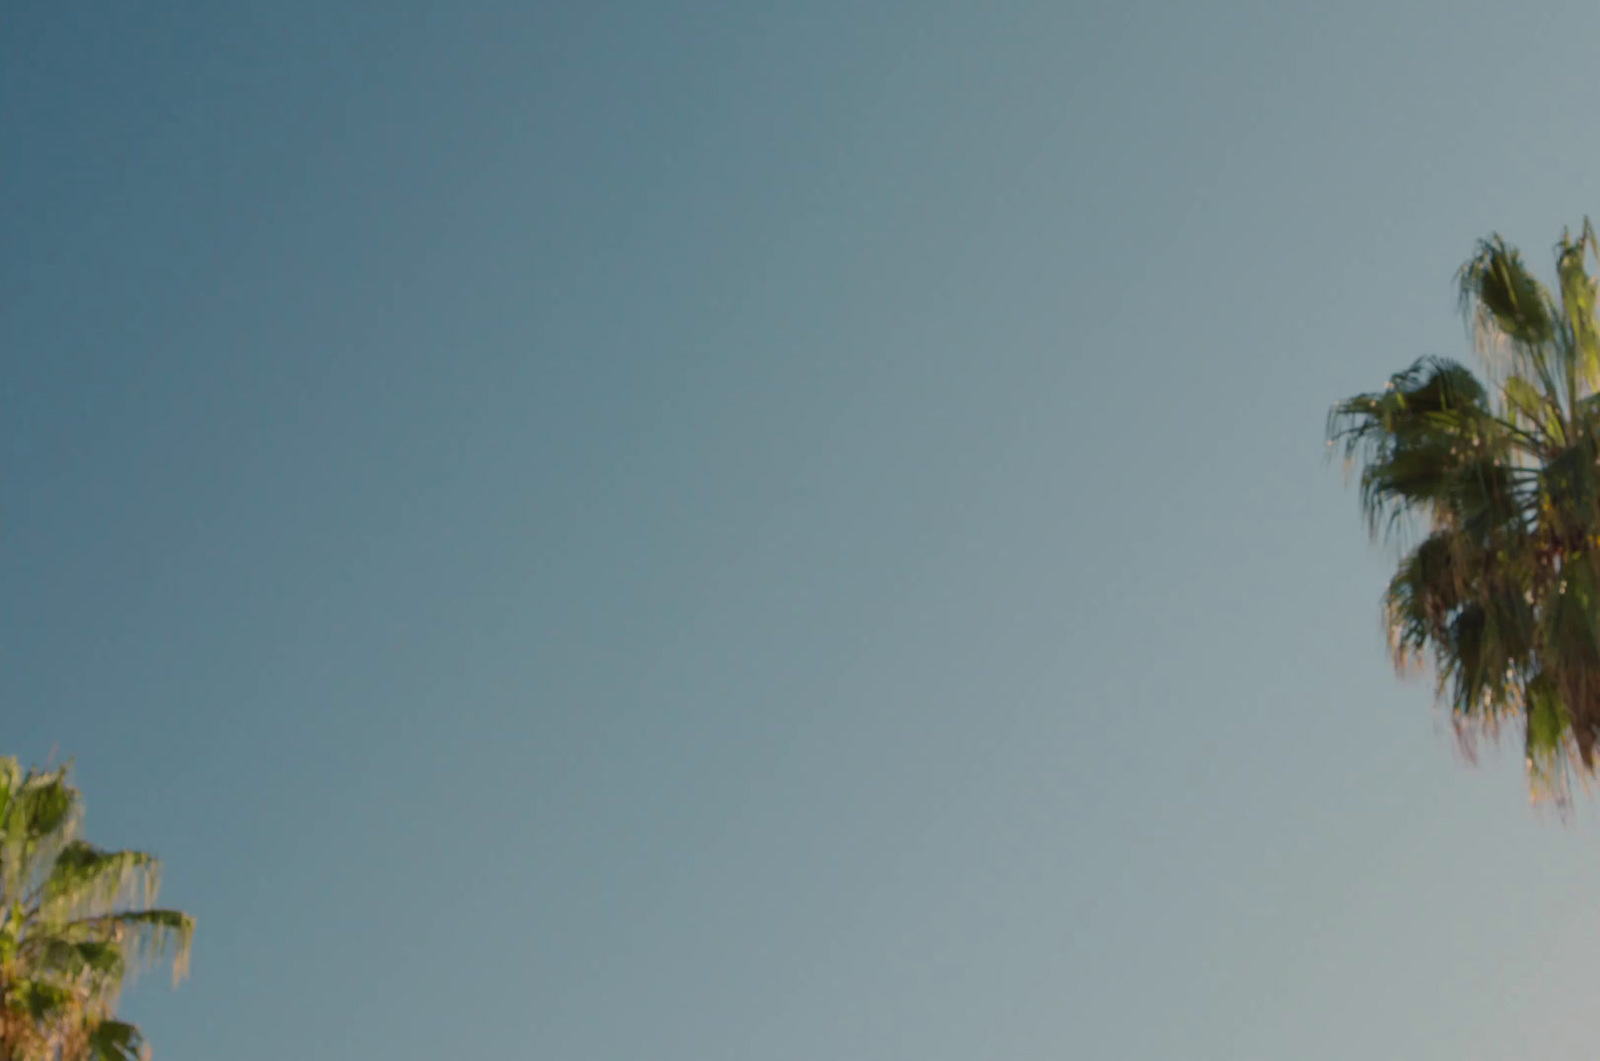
[1330,221,1600,798]
[0,758,193,1061]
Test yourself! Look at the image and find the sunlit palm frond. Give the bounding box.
[1,766,82,902]
[51,911,195,988]
[1557,220,1600,394]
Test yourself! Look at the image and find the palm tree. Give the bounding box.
[0,758,193,1061]
[1330,221,1600,799]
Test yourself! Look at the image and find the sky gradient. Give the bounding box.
[8,2,1600,1058]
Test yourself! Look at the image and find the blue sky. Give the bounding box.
[7,2,1600,1057]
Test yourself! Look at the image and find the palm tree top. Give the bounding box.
[1330,220,1600,802]
[0,758,193,1061]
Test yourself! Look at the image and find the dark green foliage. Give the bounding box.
[1331,221,1600,799]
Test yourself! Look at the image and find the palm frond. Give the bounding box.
[1458,235,1558,360]
[39,842,162,919]
[57,910,195,986]
[1,764,82,902]
[1556,219,1600,394]
[1328,356,1507,539]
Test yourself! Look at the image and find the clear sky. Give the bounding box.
[7,2,1600,1058]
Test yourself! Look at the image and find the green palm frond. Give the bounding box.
[40,843,161,920]
[2,767,82,902]
[1329,356,1508,538]
[1557,220,1600,393]
[52,911,195,987]
[1459,235,1558,355]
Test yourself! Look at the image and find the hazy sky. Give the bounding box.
[8,2,1600,1058]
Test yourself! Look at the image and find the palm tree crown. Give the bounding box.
[0,758,193,1061]
[1330,221,1600,798]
